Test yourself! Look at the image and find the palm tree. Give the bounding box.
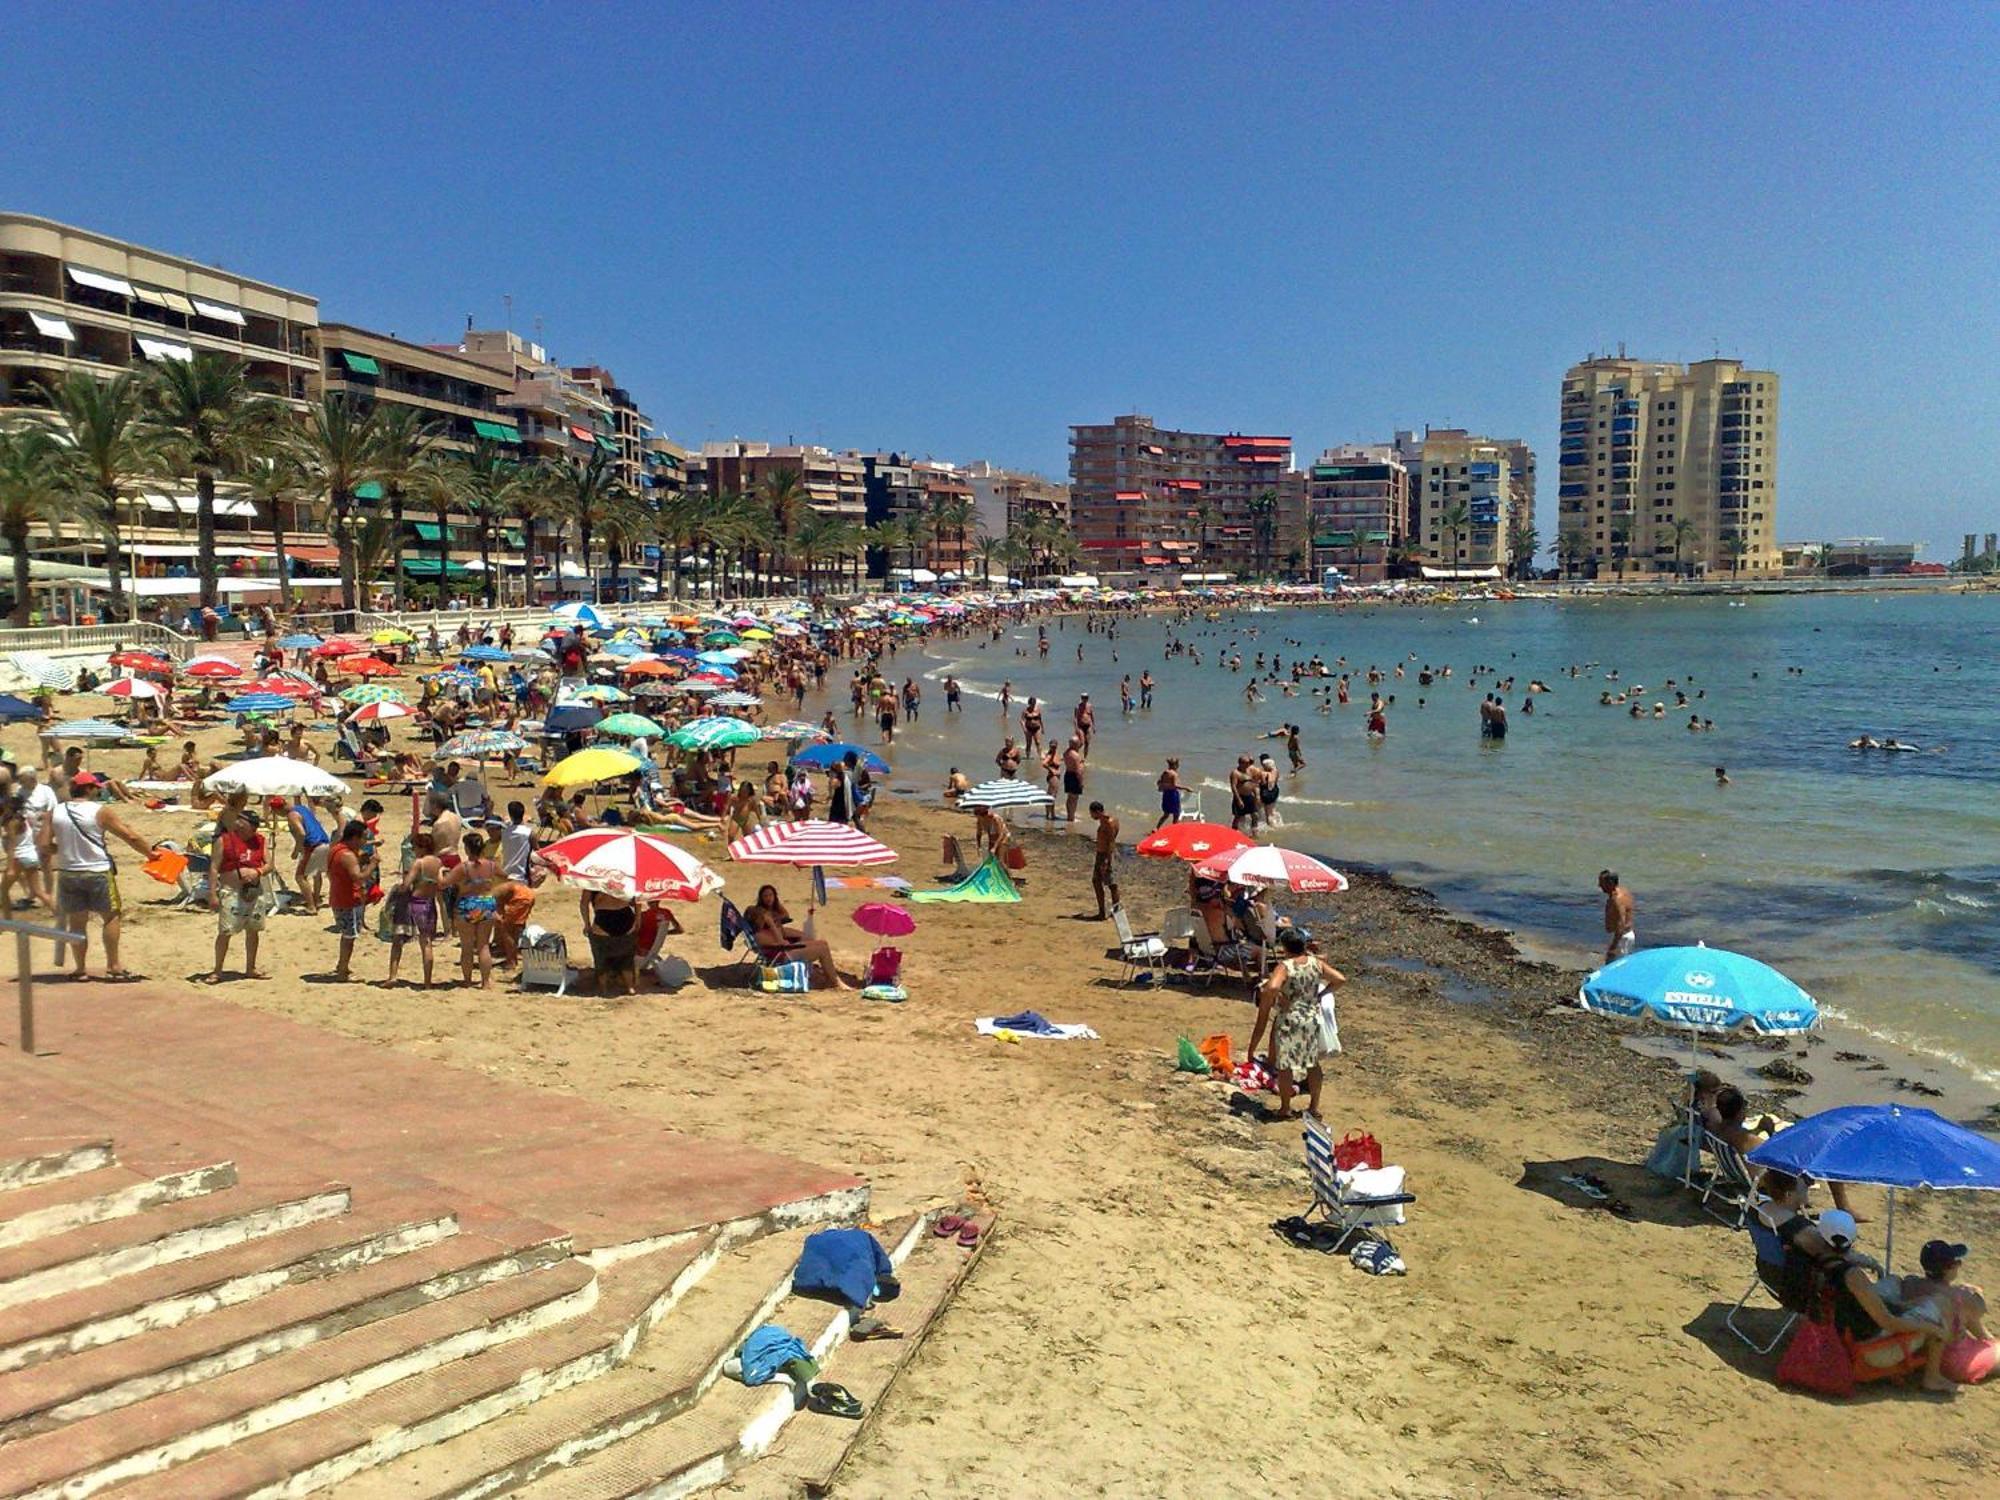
[405,457,469,607]
[368,407,440,609]
[1248,489,1278,578]
[1609,521,1631,582]
[1724,532,1750,578]
[295,394,383,615]
[1556,528,1589,580]
[1193,501,1219,576]
[140,352,268,611]
[1507,518,1540,582]
[1438,501,1471,573]
[924,494,974,580]
[973,532,1004,585]
[238,451,308,610]
[598,494,651,604]
[41,371,155,624]
[454,441,533,608]
[0,427,86,626]
[548,451,625,602]
[758,468,808,589]
[1659,516,1699,579]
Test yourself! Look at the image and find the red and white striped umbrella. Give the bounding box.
[1194,844,1350,894]
[727,820,897,868]
[243,676,318,699]
[99,678,163,700]
[182,658,243,680]
[348,700,414,724]
[534,829,723,902]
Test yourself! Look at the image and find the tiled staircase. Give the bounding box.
[0,990,989,1498]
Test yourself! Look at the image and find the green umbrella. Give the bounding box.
[667,716,761,752]
[596,712,667,738]
[701,630,741,646]
[339,684,408,706]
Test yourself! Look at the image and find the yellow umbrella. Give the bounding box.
[740,627,774,640]
[542,746,643,789]
[370,628,414,645]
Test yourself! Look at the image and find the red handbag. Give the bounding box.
[1334,1131,1383,1172]
[1776,1311,1854,1397]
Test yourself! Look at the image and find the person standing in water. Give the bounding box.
[1599,870,1636,960]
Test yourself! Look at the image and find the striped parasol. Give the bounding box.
[348,700,415,724]
[762,720,830,742]
[956,777,1055,811]
[437,728,527,760]
[37,718,131,741]
[224,693,300,716]
[1194,844,1349,894]
[708,691,763,709]
[534,829,722,902]
[668,716,761,752]
[339,684,407,706]
[727,820,897,868]
[98,678,164,701]
[595,712,667,738]
[631,681,681,700]
[9,654,76,692]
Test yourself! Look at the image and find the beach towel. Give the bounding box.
[1229,1058,1276,1093]
[1350,1238,1406,1276]
[718,897,746,951]
[976,1012,1099,1041]
[737,1325,811,1386]
[793,1228,894,1310]
[910,854,1022,904]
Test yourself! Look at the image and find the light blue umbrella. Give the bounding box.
[277,633,323,650]
[794,742,891,774]
[37,718,131,741]
[461,645,512,662]
[1750,1106,2000,1266]
[1577,945,1819,1038]
[224,693,299,716]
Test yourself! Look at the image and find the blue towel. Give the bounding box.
[738,1324,809,1386]
[792,1227,892,1310]
[991,1009,1060,1036]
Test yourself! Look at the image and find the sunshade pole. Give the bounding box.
[1884,1187,1896,1273]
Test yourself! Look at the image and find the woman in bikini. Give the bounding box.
[387,828,443,989]
[744,883,852,991]
[445,829,501,990]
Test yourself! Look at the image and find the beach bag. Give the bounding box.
[867,947,903,984]
[1197,1033,1233,1075]
[1942,1336,1997,1385]
[1001,845,1027,871]
[1316,989,1342,1056]
[1175,1036,1210,1074]
[1644,1118,1702,1182]
[1335,1131,1383,1172]
[1776,1312,1854,1397]
[759,961,812,993]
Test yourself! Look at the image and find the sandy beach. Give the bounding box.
[9,681,1994,1499]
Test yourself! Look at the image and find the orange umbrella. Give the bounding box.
[622,659,677,678]
[339,656,402,678]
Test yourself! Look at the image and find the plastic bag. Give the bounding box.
[1197,1033,1233,1074]
[1776,1315,1854,1396]
[1175,1036,1210,1074]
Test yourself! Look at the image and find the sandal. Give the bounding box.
[1603,1199,1636,1220]
[933,1214,964,1238]
[956,1221,982,1248]
[806,1382,863,1419]
[1558,1173,1609,1201]
[850,1315,904,1341]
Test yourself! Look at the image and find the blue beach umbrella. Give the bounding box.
[793,742,891,774]
[1577,945,1819,1037]
[543,702,603,734]
[461,645,512,663]
[695,651,740,667]
[1749,1105,2000,1266]
[0,694,41,723]
[224,693,299,716]
[277,633,323,650]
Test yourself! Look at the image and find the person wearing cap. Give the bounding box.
[1809,1210,1956,1393]
[1901,1241,1989,1346]
[51,773,157,980]
[210,808,274,983]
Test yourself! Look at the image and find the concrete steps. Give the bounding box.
[0,1162,238,1253]
[0,1142,115,1193]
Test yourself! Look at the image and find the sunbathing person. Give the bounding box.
[1810,1211,1955,1393]
[744,883,852,991]
[1900,1240,1989,1345]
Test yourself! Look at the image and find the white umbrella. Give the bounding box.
[957,777,1055,810]
[9,653,75,692]
[202,756,350,799]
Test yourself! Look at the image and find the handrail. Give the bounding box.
[0,620,197,661]
[1,916,83,1057]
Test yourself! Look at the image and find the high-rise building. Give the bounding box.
[1306,444,1410,582]
[962,461,1070,544]
[693,443,867,521]
[1068,414,1303,579]
[1408,428,1534,575]
[1557,355,1779,578]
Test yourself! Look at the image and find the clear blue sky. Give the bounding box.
[9,3,1996,551]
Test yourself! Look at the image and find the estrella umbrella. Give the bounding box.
[349,700,414,724]
[311,638,363,658]
[437,728,527,760]
[596,712,667,739]
[534,829,722,902]
[339,656,401,678]
[667,716,761,752]
[182,658,243,680]
[793,743,890,774]
[108,650,170,671]
[1577,945,1819,1038]
[224,693,299,716]
[543,746,642,788]
[1749,1105,2000,1267]
[244,676,317,699]
[1195,844,1349,895]
[1135,822,1252,862]
[277,633,323,650]
[339,684,407,706]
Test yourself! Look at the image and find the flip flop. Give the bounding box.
[850,1315,904,1341]
[806,1382,863,1419]
[1558,1173,1609,1201]
[1272,1215,1315,1248]
[933,1214,965,1238]
[956,1221,982,1247]
[1581,1173,1612,1193]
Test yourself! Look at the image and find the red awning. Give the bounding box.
[1114,491,1144,500]
[285,544,340,564]
[1139,555,1171,565]
[569,424,594,442]
[1174,480,1202,490]
[1222,434,1290,446]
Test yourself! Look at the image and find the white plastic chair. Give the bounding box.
[1110,904,1166,983]
[518,927,578,996]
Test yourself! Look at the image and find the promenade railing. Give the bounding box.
[1,916,84,1057]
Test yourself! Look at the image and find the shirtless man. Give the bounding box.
[1228,756,1258,832]
[1599,869,1636,961]
[1073,694,1095,757]
[1089,802,1120,920]
[1061,736,1085,824]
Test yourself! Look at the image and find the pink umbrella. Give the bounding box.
[1195,844,1350,894]
[851,901,916,938]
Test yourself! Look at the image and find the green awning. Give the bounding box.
[1362,531,1391,544]
[414,522,444,542]
[1314,532,1357,548]
[340,351,381,376]
[353,481,383,501]
[473,419,521,443]
[401,557,474,578]
[503,530,525,548]
[595,435,617,453]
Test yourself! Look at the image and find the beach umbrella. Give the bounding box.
[348,700,414,724]
[9,653,75,692]
[763,720,830,742]
[224,693,300,716]
[1136,822,1254,863]
[851,901,916,938]
[37,718,129,741]
[461,644,512,663]
[956,777,1055,811]
[338,683,407,706]
[727,820,896,868]
[340,656,401,678]
[182,658,243,680]
[708,691,763,709]
[622,659,677,679]
[701,631,741,647]
[740,627,774,641]
[312,638,364,658]
[1195,845,1350,894]
[202,756,349,799]
[599,639,649,658]
[369,628,414,645]
[543,746,643,788]
[534,828,722,902]
[543,702,603,734]
[673,680,723,695]
[1749,1105,2000,1266]
[632,681,681,700]
[596,712,667,738]
[98,678,163,700]
[667,716,761,752]
[793,742,890,774]
[562,684,630,705]
[1576,945,1819,1038]
[437,728,527,761]
[551,602,610,630]
[277,633,323,650]
[107,649,170,671]
[0,694,41,723]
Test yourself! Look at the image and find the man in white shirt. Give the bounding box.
[498,802,534,882]
[52,774,156,979]
[12,768,56,913]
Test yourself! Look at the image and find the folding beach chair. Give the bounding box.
[1301,1117,1415,1251]
[1159,907,1205,976]
[1189,921,1258,988]
[1726,1219,1804,1354]
[1110,903,1166,984]
[1699,1131,1760,1229]
[517,928,578,996]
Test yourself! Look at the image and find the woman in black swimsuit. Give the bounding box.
[583,890,639,995]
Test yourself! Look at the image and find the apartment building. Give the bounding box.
[1307,444,1410,582]
[962,461,1070,543]
[695,442,867,520]
[1557,355,1779,577]
[1408,428,1534,575]
[567,365,651,494]
[1069,414,1304,579]
[454,330,614,472]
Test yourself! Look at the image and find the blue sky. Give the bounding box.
[8,3,1996,551]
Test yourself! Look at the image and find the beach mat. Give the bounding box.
[910,854,1022,904]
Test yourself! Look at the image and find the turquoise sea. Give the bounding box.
[896,591,2000,1087]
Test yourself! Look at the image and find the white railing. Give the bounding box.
[0,620,197,660]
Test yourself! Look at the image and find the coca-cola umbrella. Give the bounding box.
[534,828,722,903]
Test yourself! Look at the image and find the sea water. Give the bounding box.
[895,590,2000,1086]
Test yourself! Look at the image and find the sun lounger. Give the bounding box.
[1110,903,1166,983]
[1301,1116,1415,1251]
[1699,1130,1759,1228]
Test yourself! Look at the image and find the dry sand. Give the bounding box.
[7,714,1997,1499]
